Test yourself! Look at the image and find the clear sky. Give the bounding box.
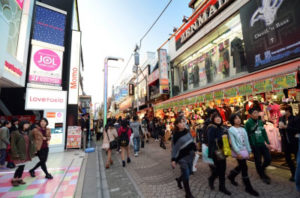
[78,0,192,104]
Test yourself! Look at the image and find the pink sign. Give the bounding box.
[16,0,24,9]
[34,49,61,71]
[29,75,62,85]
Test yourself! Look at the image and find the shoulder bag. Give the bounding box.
[107,130,118,150]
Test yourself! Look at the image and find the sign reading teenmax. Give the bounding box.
[25,88,67,110]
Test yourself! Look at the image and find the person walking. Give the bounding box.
[159,119,166,149]
[227,114,259,196]
[10,121,36,186]
[207,113,231,195]
[102,122,118,169]
[118,120,132,167]
[29,118,52,179]
[130,116,142,157]
[0,121,11,168]
[142,116,149,143]
[7,118,19,169]
[171,116,196,198]
[278,105,298,182]
[245,108,271,184]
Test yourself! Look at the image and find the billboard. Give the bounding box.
[33,2,66,47]
[240,0,300,72]
[25,88,67,110]
[158,49,169,94]
[28,45,63,86]
[68,31,81,104]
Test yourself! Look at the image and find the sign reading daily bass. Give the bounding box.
[240,0,300,72]
[175,0,234,50]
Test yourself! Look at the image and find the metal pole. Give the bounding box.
[167,56,173,98]
[136,72,139,113]
[103,60,108,128]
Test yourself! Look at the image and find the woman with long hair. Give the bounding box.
[10,121,36,186]
[228,114,259,196]
[207,113,231,195]
[102,122,118,169]
[171,116,196,198]
[118,120,132,167]
[29,118,52,179]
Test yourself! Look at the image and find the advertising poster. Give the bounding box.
[46,112,64,145]
[67,126,82,149]
[240,0,300,72]
[158,49,169,94]
[28,45,63,86]
[33,2,66,47]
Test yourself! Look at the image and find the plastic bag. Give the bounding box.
[222,135,231,156]
[192,153,200,172]
[202,144,214,165]
[130,134,134,147]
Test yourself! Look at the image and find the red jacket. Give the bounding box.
[118,126,132,139]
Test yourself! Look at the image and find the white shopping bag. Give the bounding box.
[192,153,200,172]
[202,144,214,165]
[130,134,134,147]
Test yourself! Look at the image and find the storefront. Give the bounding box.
[156,0,300,168]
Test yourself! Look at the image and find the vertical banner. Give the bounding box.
[158,49,169,94]
[68,31,81,104]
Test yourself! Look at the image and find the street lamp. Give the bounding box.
[103,57,124,129]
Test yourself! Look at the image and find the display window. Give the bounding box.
[173,13,247,94]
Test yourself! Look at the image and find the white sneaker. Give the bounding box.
[134,153,138,157]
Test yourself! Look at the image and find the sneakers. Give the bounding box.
[134,153,138,157]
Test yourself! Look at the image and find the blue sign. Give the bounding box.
[33,5,66,46]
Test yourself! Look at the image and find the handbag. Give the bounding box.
[214,139,225,161]
[231,149,249,159]
[106,130,118,150]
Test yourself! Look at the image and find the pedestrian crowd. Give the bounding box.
[0,118,53,187]
[101,104,300,198]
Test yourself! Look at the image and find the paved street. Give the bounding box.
[96,139,299,198]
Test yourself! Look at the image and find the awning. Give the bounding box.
[155,59,300,110]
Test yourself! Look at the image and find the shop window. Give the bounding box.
[174,13,247,94]
[0,0,23,57]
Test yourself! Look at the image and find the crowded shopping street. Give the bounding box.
[1,0,300,197]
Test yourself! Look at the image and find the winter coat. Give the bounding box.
[228,126,251,154]
[32,127,51,151]
[10,130,36,161]
[0,127,10,149]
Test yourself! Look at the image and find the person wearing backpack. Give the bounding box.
[118,120,132,167]
[228,114,259,196]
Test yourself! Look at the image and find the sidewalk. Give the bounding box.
[0,149,85,198]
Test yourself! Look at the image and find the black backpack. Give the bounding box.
[119,128,129,147]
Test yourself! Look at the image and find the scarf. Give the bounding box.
[171,132,194,160]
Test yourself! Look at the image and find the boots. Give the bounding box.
[228,170,239,186]
[243,177,259,197]
[122,161,126,167]
[175,177,183,189]
[183,180,194,198]
[219,177,232,196]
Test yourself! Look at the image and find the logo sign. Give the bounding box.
[25,88,67,110]
[68,31,81,104]
[240,0,300,72]
[33,49,61,71]
[29,45,63,86]
[175,0,234,50]
[33,3,67,47]
[129,84,134,96]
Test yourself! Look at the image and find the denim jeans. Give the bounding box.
[133,137,140,153]
[295,137,300,192]
[0,149,6,166]
[252,144,271,177]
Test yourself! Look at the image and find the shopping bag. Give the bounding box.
[222,135,231,156]
[192,153,200,172]
[130,134,134,147]
[202,144,214,165]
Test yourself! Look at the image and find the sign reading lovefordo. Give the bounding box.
[25,88,67,110]
[29,45,63,86]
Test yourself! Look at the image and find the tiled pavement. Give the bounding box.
[100,139,300,198]
[0,150,84,198]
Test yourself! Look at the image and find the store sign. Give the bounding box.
[119,97,132,111]
[240,0,300,72]
[253,79,273,94]
[224,87,237,98]
[158,49,169,94]
[129,83,134,96]
[214,90,224,100]
[175,0,234,50]
[148,69,159,85]
[29,45,63,86]
[4,61,23,77]
[273,72,297,90]
[25,88,67,110]
[238,84,253,96]
[205,93,213,101]
[68,31,81,104]
[33,2,67,47]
